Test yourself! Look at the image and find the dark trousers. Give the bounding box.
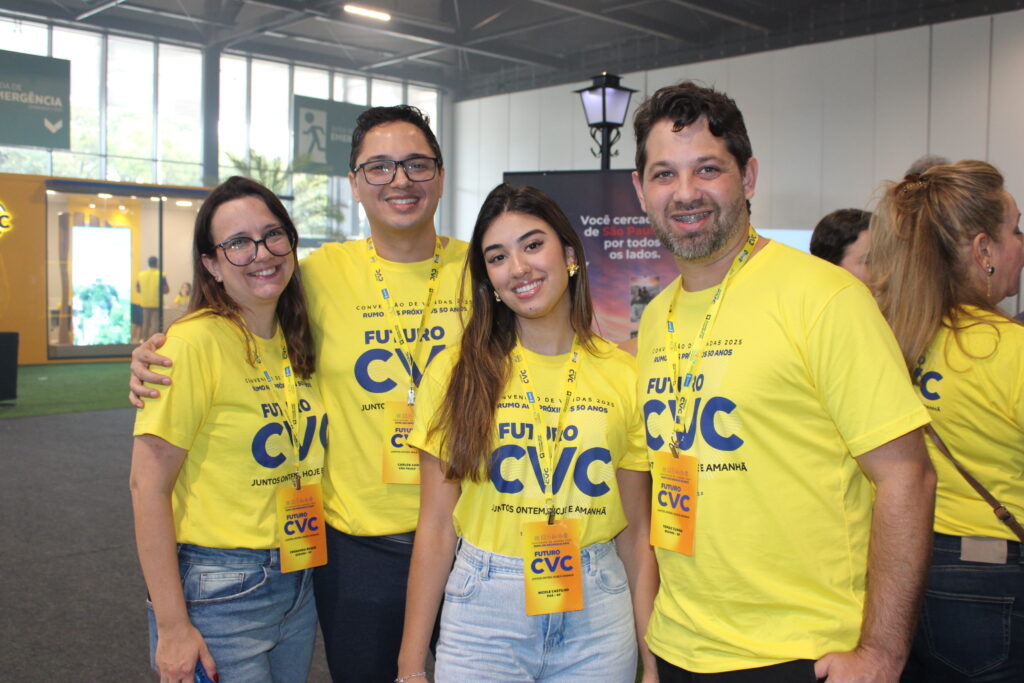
[313,525,418,683]
[656,656,820,682]
[902,532,1023,682]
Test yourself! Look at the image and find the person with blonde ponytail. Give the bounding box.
[872,160,1024,681]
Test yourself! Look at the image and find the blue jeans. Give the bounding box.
[435,538,637,682]
[147,544,317,682]
[902,532,1024,682]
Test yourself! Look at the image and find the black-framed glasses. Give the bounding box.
[215,227,294,266]
[354,156,440,185]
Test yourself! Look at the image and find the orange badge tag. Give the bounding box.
[382,401,420,484]
[650,451,698,556]
[277,483,328,573]
[521,518,584,616]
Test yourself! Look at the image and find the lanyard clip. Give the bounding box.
[407,386,416,406]
[293,472,301,490]
[546,507,555,525]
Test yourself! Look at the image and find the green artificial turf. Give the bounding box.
[0,362,132,419]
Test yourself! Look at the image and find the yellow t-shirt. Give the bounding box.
[408,337,648,556]
[301,238,469,536]
[133,312,327,549]
[136,268,163,308]
[637,241,929,673]
[914,307,1024,540]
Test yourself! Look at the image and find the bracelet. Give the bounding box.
[395,673,426,683]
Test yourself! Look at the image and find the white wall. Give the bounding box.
[448,10,1024,311]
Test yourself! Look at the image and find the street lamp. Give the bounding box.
[575,73,637,170]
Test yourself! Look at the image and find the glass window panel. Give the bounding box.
[52,28,102,155]
[158,44,202,163]
[107,37,154,159]
[158,161,202,187]
[219,54,248,167]
[249,58,290,166]
[294,66,329,99]
[0,146,49,174]
[52,151,101,179]
[371,79,403,106]
[107,156,154,184]
[333,73,367,105]
[407,85,439,133]
[0,18,48,56]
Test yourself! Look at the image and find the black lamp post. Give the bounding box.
[575,73,637,170]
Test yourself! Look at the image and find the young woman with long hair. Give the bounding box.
[130,176,326,682]
[396,183,658,682]
[872,160,1024,681]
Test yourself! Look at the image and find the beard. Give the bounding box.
[650,195,748,262]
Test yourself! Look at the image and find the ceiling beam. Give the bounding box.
[76,0,128,22]
[209,7,313,48]
[527,0,680,42]
[663,0,771,33]
[311,13,562,69]
[464,15,576,46]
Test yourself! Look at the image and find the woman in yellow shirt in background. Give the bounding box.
[873,160,1024,681]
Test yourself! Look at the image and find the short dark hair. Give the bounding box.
[633,81,752,176]
[905,154,950,178]
[148,256,158,267]
[809,208,872,265]
[189,176,315,378]
[349,104,443,171]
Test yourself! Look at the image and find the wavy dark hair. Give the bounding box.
[431,184,596,482]
[872,160,1014,373]
[633,80,753,213]
[183,176,315,378]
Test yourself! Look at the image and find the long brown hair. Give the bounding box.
[872,160,1011,372]
[432,184,596,482]
[182,176,315,378]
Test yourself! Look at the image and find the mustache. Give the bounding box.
[667,200,714,212]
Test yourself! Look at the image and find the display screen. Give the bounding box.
[71,225,131,345]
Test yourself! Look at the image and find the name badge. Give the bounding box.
[277,483,328,573]
[650,450,698,556]
[382,401,420,484]
[521,518,584,616]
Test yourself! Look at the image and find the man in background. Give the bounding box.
[136,256,168,339]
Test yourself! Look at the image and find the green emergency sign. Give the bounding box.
[0,49,71,150]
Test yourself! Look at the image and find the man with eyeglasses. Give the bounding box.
[130,105,469,682]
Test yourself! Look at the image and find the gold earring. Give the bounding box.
[567,262,579,277]
[493,289,501,302]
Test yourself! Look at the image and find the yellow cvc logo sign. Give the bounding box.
[0,202,11,239]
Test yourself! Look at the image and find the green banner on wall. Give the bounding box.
[0,49,71,150]
[292,95,365,176]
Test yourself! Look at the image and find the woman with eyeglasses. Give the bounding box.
[871,161,1024,681]
[130,176,327,683]
[396,184,657,682]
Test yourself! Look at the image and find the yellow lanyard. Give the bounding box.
[255,330,303,489]
[366,236,445,405]
[509,337,583,524]
[665,225,758,453]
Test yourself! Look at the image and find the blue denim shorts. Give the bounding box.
[147,544,317,682]
[435,538,637,682]
[903,532,1023,682]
